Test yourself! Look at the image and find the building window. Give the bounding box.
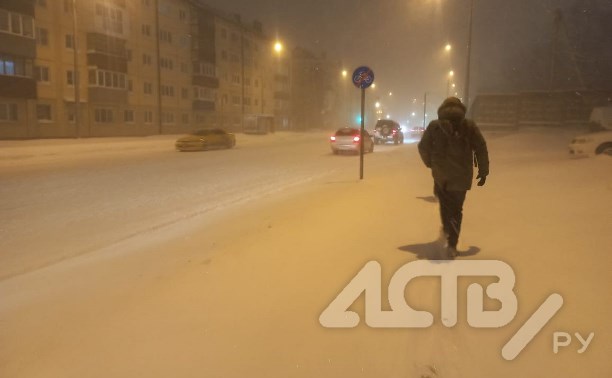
[0,55,33,77]
[180,62,188,74]
[231,74,240,85]
[232,96,240,106]
[179,9,187,21]
[143,82,153,94]
[35,27,48,46]
[159,30,172,43]
[181,88,189,100]
[34,66,50,82]
[162,112,174,124]
[221,50,227,61]
[141,24,151,36]
[144,110,153,124]
[124,109,134,123]
[194,62,216,77]
[161,85,174,97]
[160,57,173,70]
[181,113,189,124]
[0,11,34,38]
[87,69,126,89]
[95,4,123,34]
[65,34,74,49]
[193,86,215,101]
[36,104,52,121]
[0,103,18,122]
[126,49,132,62]
[95,109,114,123]
[142,54,152,66]
[63,0,73,13]
[127,79,133,92]
[66,70,74,86]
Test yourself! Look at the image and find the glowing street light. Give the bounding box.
[274,41,283,54]
[447,70,455,96]
[445,43,452,52]
[342,69,347,78]
[388,92,393,96]
[375,101,380,108]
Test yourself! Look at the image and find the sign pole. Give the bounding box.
[360,88,365,180]
[351,66,374,181]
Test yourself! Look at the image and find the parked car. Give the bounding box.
[373,119,404,144]
[330,127,374,154]
[569,130,612,157]
[175,129,236,151]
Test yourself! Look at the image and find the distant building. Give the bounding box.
[291,47,342,131]
[0,0,351,138]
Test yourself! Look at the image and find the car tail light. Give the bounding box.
[353,136,360,143]
[330,136,336,142]
[392,129,397,134]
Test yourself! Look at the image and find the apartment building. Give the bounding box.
[291,48,342,130]
[0,0,342,138]
[0,0,36,138]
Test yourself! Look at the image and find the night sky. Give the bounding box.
[202,0,604,123]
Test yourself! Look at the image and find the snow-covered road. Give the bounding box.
[1,129,610,377]
[0,132,398,279]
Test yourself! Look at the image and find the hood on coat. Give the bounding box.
[437,97,467,124]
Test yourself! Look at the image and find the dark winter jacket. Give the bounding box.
[418,98,489,191]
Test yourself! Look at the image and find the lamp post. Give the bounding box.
[464,0,475,106]
[71,0,80,137]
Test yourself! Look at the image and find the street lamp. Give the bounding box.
[445,43,452,52]
[447,70,454,97]
[464,0,475,105]
[274,41,283,54]
[71,0,80,137]
[342,69,347,78]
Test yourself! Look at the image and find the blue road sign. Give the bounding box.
[352,66,375,89]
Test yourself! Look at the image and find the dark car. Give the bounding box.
[175,129,236,151]
[330,127,374,154]
[373,119,404,144]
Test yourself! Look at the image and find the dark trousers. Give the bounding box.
[434,182,467,248]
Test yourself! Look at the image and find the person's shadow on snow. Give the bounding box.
[416,195,438,203]
[397,242,481,260]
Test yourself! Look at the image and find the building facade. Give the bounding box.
[0,0,346,138]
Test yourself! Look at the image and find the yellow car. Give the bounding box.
[175,129,236,151]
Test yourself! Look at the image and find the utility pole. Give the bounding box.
[72,0,80,137]
[154,0,163,134]
[240,28,245,131]
[464,0,474,106]
[422,92,427,128]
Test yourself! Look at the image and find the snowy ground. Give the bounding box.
[0,128,610,377]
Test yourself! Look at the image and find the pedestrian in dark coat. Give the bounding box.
[418,97,489,258]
